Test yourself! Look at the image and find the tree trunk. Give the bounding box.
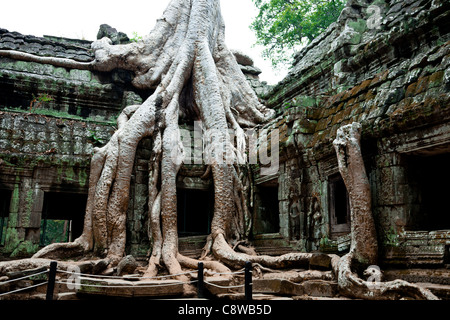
[332,123,438,300]
[2,1,439,301]
[32,0,279,274]
[333,122,378,266]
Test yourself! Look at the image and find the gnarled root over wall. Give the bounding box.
[0,1,439,301]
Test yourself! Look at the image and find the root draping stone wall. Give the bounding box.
[0,0,449,267]
[256,0,450,265]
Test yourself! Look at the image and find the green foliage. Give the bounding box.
[383,226,401,247]
[88,129,105,146]
[0,217,7,246]
[319,235,330,246]
[40,219,70,246]
[129,31,143,43]
[284,95,317,109]
[29,93,54,111]
[250,0,346,67]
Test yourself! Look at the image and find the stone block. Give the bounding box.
[57,292,79,300]
[377,167,407,205]
[337,234,351,252]
[253,279,304,296]
[48,131,59,141]
[253,278,337,298]
[279,213,290,239]
[278,185,289,202]
[278,201,289,216]
[116,255,138,276]
[302,280,337,297]
[406,68,422,84]
[0,129,9,139]
[429,230,450,243]
[309,253,332,270]
[0,139,9,150]
[428,70,445,88]
[69,69,92,82]
[73,140,84,155]
[204,276,235,296]
[60,141,73,155]
[383,243,446,265]
[375,153,402,168]
[84,143,93,155]
[77,278,184,298]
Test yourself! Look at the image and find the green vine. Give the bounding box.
[88,130,105,146]
[382,226,401,247]
[130,32,143,43]
[29,93,54,111]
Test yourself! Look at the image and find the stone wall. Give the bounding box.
[256,0,450,265]
[0,110,116,257]
[1,0,449,267]
[0,30,142,122]
[0,27,268,258]
[0,31,135,257]
[0,29,92,61]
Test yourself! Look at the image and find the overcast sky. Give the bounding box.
[0,0,288,84]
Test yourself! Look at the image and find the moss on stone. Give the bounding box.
[79,168,89,188]
[348,19,368,34]
[10,240,39,257]
[22,188,34,227]
[405,82,418,98]
[428,70,444,88]
[2,107,117,125]
[3,226,21,255]
[415,76,430,95]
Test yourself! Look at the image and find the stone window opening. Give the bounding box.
[253,184,280,235]
[329,173,351,238]
[406,153,450,231]
[177,187,214,237]
[39,192,87,246]
[0,189,11,246]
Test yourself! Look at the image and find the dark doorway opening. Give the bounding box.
[254,185,280,235]
[40,192,87,246]
[407,153,450,231]
[0,190,11,246]
[177,188,213,237]
[329,174,351,238]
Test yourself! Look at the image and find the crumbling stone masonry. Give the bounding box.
[253,0,450,268]
[0,26,268,258]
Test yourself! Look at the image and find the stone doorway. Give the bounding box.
[253,184,280,235]
[0,189,11,246]
[406,153,450,231]
[329,173,351,238]
[177,188,214,237]
[39,192,87,246]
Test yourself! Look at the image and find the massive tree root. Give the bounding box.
[32,0,312,277]
[332,123,438,300]
[1,1,439,300]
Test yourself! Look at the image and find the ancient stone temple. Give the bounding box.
[0,25,269,259]
[255,0,450,270]
[0,0,449,299]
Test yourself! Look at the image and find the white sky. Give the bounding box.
[0,0,288,85]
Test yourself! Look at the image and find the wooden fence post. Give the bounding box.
[197,261,205,299]
[46,261,57,300]
[245,261,252,301]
